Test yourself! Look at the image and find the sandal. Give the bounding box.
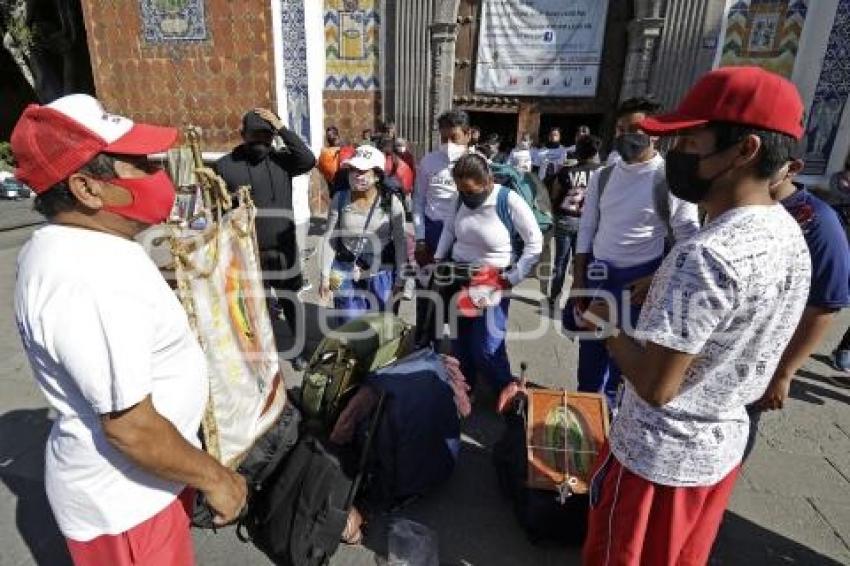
[341,507,364,545]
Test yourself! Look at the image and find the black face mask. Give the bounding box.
[665,148,734,204]
[614,132,651,163]
[460,188,491,210]
[546,141,561,149]
[245,142,271,162]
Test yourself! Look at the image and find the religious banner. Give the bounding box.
[170,206,287,467]
[474,0,610,97]
[147,147,287,468]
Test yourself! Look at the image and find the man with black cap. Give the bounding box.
[581,67,811,565]
[215,108,316,370]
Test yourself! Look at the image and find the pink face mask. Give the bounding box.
[103,170,176,225]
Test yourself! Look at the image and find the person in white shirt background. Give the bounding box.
[11,95,245,565]
[508,132,535,173]
[412,109,472,342]
[535,127,569,182]
[433,153,543,391]
[569,96,700,407]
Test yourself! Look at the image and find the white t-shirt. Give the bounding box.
[292,174,311,225]
[413,149,460,240]
[610,205,810,486]
[433,186,543,286]
[15,225,209,541]
[534,145,569,180]
[576,154,700,268]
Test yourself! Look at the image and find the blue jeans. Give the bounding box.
[550,228,577,301]
[331,260,395,327]
[452,297,513,391]
[574,256,662,408]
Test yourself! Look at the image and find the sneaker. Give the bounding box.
[831,349,850,373]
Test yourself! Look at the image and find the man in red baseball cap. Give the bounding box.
[581,67,811,565]
[12,94,246,565]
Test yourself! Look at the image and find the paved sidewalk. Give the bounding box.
[0,223,848,565]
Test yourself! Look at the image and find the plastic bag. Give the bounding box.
[387,518,439,566]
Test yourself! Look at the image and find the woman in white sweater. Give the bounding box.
[433,153,543,391]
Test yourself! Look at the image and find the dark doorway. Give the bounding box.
[539,113,605,146]
[468,111,519,151]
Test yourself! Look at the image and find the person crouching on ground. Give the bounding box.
[319,145,408,326]
[11,94,246,566]
[433,153,543,393]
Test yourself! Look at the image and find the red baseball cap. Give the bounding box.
[11,94,178,193]
[640,66,804,140]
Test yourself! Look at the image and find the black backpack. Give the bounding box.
[235,396,386,566]
[237,434,354,566]
[492,389,588,546]
[192,403,302,531]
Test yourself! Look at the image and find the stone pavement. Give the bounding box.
[0,211,848,565]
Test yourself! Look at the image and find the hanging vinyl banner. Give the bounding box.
[475,0,610,98]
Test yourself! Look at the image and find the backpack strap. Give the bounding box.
[495,186,524,261]
[593,165,615,242]
[335,189,380,267]
[651,168,674,245]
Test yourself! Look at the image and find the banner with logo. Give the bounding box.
[474,0,610,97]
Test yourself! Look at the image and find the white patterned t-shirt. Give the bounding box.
[610,204,811,487]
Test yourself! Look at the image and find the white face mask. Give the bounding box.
[441,141,468,162]
[518,140,531,150]
[348,170,374,192]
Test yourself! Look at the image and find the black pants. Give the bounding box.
[259,249,304,358]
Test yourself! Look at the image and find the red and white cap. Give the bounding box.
[11,94,178,193]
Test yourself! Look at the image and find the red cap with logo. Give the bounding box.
[639,66,804,140]
[11,94,178,194]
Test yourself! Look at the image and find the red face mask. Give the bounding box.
[103,170,176,225]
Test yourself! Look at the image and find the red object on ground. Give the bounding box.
[583,444,739,566]
[66,489,196,566]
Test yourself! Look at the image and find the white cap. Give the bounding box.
[342,145,385,172]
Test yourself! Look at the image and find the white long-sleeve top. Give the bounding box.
[576,153,700,268]
[413,150,459,240]
[434,186,543,286]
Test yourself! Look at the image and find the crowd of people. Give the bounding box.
[8,63,850,565]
